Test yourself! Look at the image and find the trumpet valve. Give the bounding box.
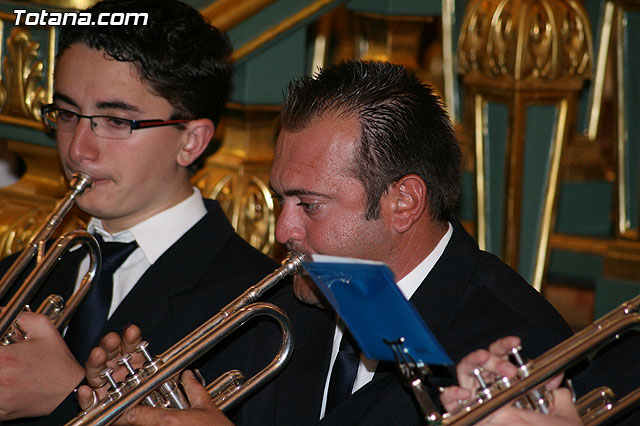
[136,341,162,376]
[136,341,153,361]
[509,346,534,379]
[1,318,28,345]
[140,390,164,408]
[118,353,147,389]
[510,346,525,366]
[157,377,190,409]
[471,367,489,390]
[101,367,127,401]
[118,353,136,375]
[36,295,65,321]
[508,346,551,414]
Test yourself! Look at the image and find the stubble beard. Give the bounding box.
[292,274,326,308]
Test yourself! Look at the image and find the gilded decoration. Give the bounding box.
[0,202,88,259]
[0,206,47,259]
[192,103,281,256]
[458,0,592,89]
[0,27,48,122]
[193,171,276,256]
[347,7,457,121]
[0,141,86,260]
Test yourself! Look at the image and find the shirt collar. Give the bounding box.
[395,222,453,300]
[88,187,207,264]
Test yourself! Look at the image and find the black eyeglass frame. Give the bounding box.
[40,103,191,136]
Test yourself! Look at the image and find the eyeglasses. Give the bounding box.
[40,104,191,140]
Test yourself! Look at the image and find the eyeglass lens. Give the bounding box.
[44,109,133,140]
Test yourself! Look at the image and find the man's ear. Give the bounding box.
[387,174,428,233]
[177,118,215,167]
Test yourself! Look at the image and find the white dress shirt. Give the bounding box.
[74,187,207,317]
[319,222,453,419]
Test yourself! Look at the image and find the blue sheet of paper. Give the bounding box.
[303,257,452,365]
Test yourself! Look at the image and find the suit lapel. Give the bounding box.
[102,199,234,344]
[408,217,479,338]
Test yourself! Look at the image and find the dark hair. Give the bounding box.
[57,0,232,173]
[280,60,462,222]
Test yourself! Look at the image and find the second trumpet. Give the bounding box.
[66,251,306,426]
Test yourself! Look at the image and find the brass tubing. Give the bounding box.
[66,305,292,426]
[65,252,304,426]
[0,230,101,337]
[576,386,615,419]
[0,172,92,302]
[161,252,303,362]
[583,387,640,426]
[440,295,640,426]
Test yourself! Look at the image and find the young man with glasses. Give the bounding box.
[0,0,278,424]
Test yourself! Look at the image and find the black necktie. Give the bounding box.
[326,329,360,413]
[65,235,138,362]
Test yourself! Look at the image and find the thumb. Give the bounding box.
[181,370,213,408]
[114,406,163,426]
[77,385,97,411]
[14,312,56,337]
[551,388,581,420]
[440,386,472,412]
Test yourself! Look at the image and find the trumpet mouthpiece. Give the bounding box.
[70,172,93,195]
[281,251,307,274]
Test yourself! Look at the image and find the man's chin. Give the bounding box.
[293,274,327,308]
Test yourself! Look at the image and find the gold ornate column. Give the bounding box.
[458,0,593,290]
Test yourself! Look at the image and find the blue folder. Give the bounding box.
[303,255,452,366]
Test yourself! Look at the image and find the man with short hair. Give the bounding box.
[0,1,277,424]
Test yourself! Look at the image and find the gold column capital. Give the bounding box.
[458,0,593,92]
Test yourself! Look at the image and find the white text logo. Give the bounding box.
[14,10,148,26]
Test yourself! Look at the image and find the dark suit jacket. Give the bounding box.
[0,199,279,426]
[237,217,574,426]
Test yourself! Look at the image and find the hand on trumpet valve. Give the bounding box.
[0,311,84,419]
[439,336,582,426]
[440,336,522,412]
[78,324,145,409]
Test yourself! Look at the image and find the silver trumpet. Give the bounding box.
[0,172,101,342]
[65,251,306,426]
[419,294,640,426]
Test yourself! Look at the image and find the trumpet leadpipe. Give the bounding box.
[161,251,304,362]
[0,172,92,302]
